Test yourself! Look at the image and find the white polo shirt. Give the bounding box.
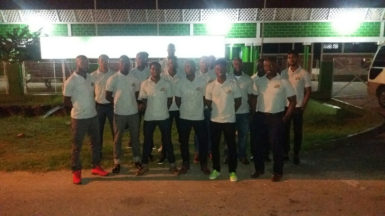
[254,74,295,114]
[131,67,150,85]
[175,76,207,121]
[205,78,242,123]
[139,77,173,121]
[63,72,97,119]
[161,72,183,111]
[281,66,311,108]
[90,69,115,104]
[105,71,140,116]
[161,57,185,77]
[229,72,253,114]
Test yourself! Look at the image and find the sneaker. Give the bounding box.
[169,164,178,174]
[72,170,81,184]
[157,154,166,165]
[229,172,238,182]
[209,169,220,180]
[177,166,189,176]
[271,174,283,182]
[112,164,120,174]
[136,164,149,176]
[193,153,199,164]
[201,167,211,175]
[91,165,109,176]
[250,171,264,179]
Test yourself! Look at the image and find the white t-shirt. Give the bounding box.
[205,78,242,123]
[198,69,216,83]
[63,72,97,119]
[229,72,253,114]
[139,77,173,121]
[175,76,207,121]
[281,66,311,108]
[90,69,115,104]
[254,74,296,114]
[105,71,140,116]
[131,67,150,85]
[161,72,183,111]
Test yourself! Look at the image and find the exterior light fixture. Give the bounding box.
[332,9,365,35]
[25,15,53,35]
[207,13,232,36]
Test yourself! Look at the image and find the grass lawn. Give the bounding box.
[0,99,383,172]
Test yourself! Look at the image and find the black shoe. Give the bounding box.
[157,156,166,165]
[177,166,189,176]
[201,167,211,175]
[293,155,300,165]
[134,162,143,170]
[271,174,283,182]
[112,164,120,174]
[251,171,264,178]
[240,157,250,165]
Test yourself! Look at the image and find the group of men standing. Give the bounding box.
[63,44,311,184]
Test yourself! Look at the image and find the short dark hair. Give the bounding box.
[150,61,161,72]
[215,58,227,69]
[167,56,178,67]
[288,50,299,57]
[185,59,196,72]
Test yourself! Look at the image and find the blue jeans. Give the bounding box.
[142,119,175,165]
[235,113,249,159]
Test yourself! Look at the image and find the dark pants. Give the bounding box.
[142,119,175,164]
[284,108,303,156]
[210,121,237,173]
[250,112,270,160]
[96,103,114,158]
[179,119,208,169]
[253,112,285,175]
[194,108,211,153]
[160,110,181,157]
[235,113,249,159]
[71,117,101,171]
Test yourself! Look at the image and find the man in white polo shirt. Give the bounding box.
[131,52,150,85]
[281,50,311,165]
[159,56,183,164]
[138,62,177,174]
[175,60,210,175]
[251,57,296,182]
[90,54,115,159]
[229,57,254,165]
[205,58,242,182]
[63,55,109,185]
[105,55,143,175]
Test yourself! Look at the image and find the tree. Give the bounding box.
[0,26,41,96]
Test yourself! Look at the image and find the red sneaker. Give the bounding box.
[91,165,109,176]
[72,170,81,184]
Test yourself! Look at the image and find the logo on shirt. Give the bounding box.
[226,90,232,94]
[274,84,280,88]
[295,76,301,81]
[160,87,166,92]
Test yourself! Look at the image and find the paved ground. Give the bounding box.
[1,87,385,216]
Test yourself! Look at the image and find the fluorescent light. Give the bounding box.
[40,36,226,59]
[25,14,53,35]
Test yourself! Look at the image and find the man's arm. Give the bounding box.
[105,91,114,103]
[234,97,241,112]
[302,87,311,110]
[175,96,181,108]
[283,95,296,123]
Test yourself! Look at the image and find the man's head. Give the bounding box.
[287,50,299,67]
[256,58,265,76]
[232,57,243,73]
[150,62,162,78]
[167,56,178,73]
[167,43,176,57]
[214,58,227,78]
[76,55,89,73]
[119,55,131,73]
[208,55,216,69]
[263,58,276,77]
[136,52,146,68]
[184,60,196,77]
[98,54,109,71]
[199,56,209,73]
